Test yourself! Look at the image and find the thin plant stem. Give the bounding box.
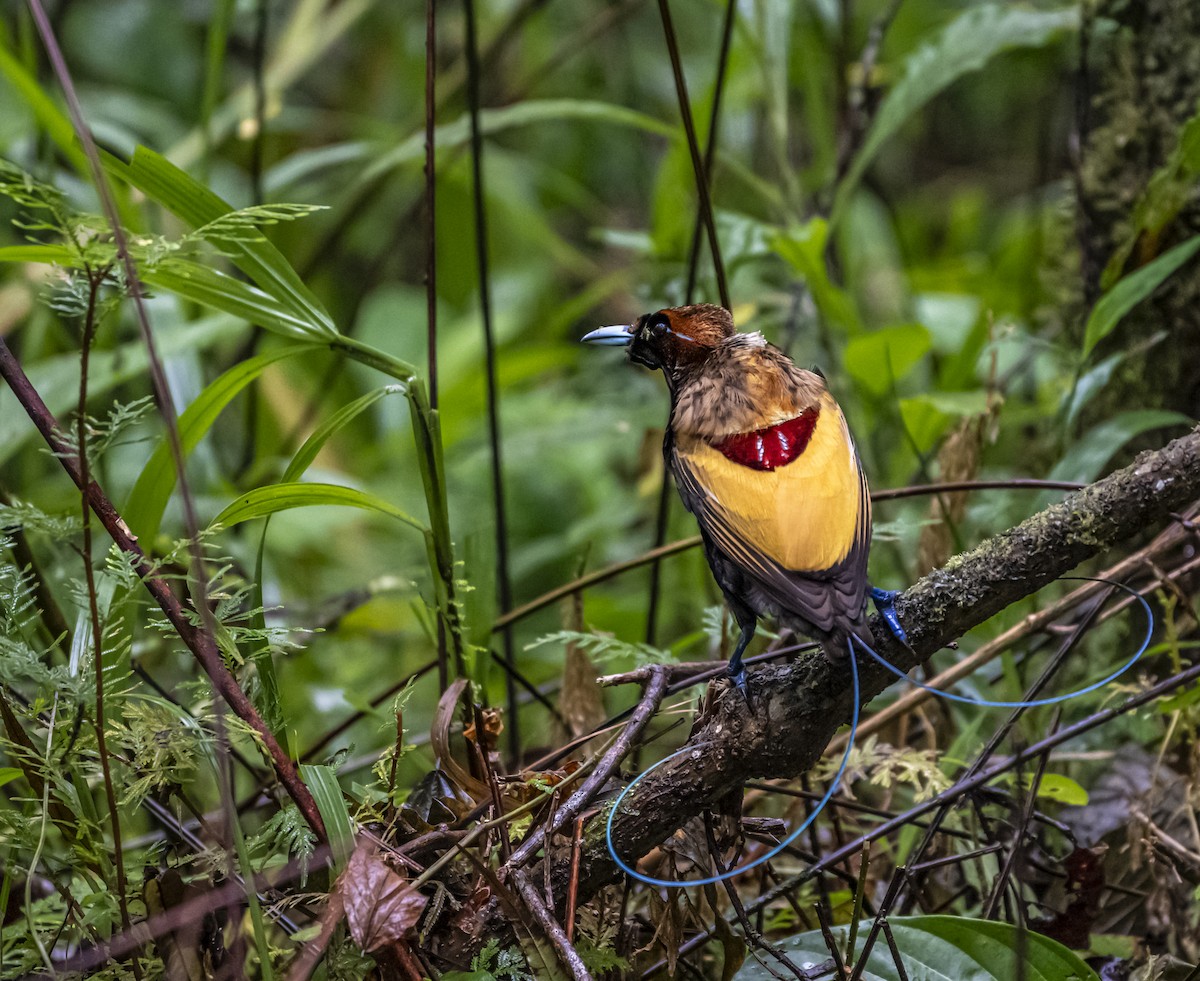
[463,0,518,760]
[26,696,60,974]
[425,0,448,694]
[199,0,236,178]
[250,0,268,205]
[655,0,730,310]
[75,268,137,972]
[646,0,738,645]
[425,0,439,413]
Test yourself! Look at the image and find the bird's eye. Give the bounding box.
[650,316,670,336]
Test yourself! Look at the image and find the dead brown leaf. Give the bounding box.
[341,841,428,952]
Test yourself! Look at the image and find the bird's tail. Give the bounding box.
[863,576,1154,710]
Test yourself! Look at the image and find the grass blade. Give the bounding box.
[210,482,426,534]
[124,344,315,542]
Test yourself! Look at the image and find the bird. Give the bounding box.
[583,303,902,694]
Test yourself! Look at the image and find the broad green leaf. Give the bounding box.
[283,385,407,483]
[832,5,1078,227]
[1048,410,1192,484]
[732,915,1098,981]
[0,767,23,789]
[1004,771,1090,807]
[844,324,931,397]
[105,146,337,338]
[517,929,572,981]
[124,345,314,542]
[299,764,356,871]
[0,244,76,265]
[0,41,88,176]
[898,390,990,455]
[1083,235,1200,356]
[771,219,862,332]
[1061,351,1126,432]
[0,316,247,467]
[141,260,321,340]
[247,385,406,737]
[210,483,425,534]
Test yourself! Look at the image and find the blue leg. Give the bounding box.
[726,614,757,699]
[870,586,909,647]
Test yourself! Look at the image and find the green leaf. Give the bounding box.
[141,260,322,340]
[1101,100,1200,288]
[1061,351,1127,432]
[283,386,406,483]
[1083,235,1200,356]
[209,483,425,534]
[0,316,247,467]
[1003,772,1090,807]
[1048,410,1193,484]
[124,345,315,542]
[299,764,356,871]
[771,219,862,332]
[897,390,990,455]
[0,244,77,265]
[844,324,931,397]
[0,767,23,789]
[0,41,89,177]
[1032,773,1089,807]
[1157,669,1200,712]
[832,5,1078,227]
[732,915,1099,981]
[105,146,337,338]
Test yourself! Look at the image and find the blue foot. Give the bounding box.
[726,662,750,701]
[870,587,910,647]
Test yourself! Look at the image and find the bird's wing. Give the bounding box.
[670,392,870,636]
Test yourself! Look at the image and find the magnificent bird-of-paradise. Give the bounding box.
[585,303,1153,888]
[583,303,900,693]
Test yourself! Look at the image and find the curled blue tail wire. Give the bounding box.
[604,641,861,888]
[865,576,1154,709]
[604,575,1154,887]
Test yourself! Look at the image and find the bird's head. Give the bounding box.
[582,303,734,376]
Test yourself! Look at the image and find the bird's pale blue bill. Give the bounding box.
[581,324,634,346]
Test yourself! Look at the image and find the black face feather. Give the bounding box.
[626,313,671,371]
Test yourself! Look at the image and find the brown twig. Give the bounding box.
[816,902,849,981]
[506,665,669,869]
[284,890,345,981]
[564,814,587,943]
[512,869,594,981]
